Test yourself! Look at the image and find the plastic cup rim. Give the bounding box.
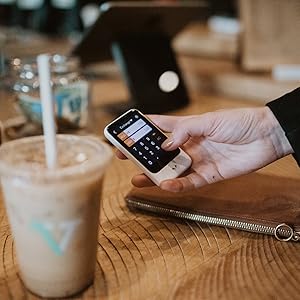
[0,134,112,183]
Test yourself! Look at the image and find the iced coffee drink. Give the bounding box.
[0,135,112,298]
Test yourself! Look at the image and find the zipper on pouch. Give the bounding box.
[126,198,300,242]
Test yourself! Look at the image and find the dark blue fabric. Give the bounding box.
[266,87,300,166]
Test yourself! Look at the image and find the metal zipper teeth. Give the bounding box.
[127,198,294,239]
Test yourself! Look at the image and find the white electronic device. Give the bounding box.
[104,109,192,186]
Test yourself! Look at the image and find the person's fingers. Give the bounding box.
[131,174,155,187]
[146,114,188,132]
[161,114,215,151]
[115,149,128,160]
[160,173,208,192]
[132,171,212,191]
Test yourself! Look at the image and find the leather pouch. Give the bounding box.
[126,172,300,242]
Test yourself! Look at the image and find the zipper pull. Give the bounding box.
[275,223,300,242]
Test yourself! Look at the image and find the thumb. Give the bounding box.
[161,114,214,150]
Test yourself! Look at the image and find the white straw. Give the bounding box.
[37,54,57,169]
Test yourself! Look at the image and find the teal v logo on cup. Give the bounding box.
[31,219,82,256]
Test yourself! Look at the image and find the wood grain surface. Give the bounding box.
[0,62,300,299]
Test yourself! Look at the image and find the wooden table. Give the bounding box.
[0,70,300,300]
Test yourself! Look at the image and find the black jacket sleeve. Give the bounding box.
[266,87,300,166]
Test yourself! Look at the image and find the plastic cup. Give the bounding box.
[0,134,112,298]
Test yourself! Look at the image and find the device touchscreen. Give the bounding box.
[106,110,180,173]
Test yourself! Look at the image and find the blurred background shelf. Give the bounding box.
[181,56,299,103]
[174,21,299,103]
[239,0,300,71]
[1,0,299,112]
[174,21,238,60]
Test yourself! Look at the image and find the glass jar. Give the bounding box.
[11,54,89,131]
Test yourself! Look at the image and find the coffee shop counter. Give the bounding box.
[0,66,300,299]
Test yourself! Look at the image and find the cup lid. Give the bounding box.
[0,134,112,183]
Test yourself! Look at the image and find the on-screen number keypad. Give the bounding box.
[131,130,165,169]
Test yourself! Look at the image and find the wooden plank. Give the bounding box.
[239,0,300,71]
[179,56,299,103]
[173,22,238,60]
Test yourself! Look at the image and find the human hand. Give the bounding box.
[116,107,293,192]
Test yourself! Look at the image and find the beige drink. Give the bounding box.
[0,135,112,298]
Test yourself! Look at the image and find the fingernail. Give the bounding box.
[162,139,173,149]
[166,140,173,146]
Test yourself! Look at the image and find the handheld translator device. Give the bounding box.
[104,109,192,185]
